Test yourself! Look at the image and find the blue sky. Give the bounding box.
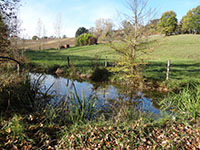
[19,0,200,38]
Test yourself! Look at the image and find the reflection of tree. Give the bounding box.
[52,77,62,94]
[91,84,110,99]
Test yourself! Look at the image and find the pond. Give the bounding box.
[30,73,161,115]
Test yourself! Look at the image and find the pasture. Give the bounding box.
[26,34,200,84]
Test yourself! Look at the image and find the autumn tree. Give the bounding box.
[157,11,178,36]
[145,19,159,35]
[0,0,20,56]
[94,18,114,42]
[109,0,156,81]
[181,6,200,34]
[0,14,9,55]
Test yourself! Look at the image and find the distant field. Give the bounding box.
[26,34,200,83]
[16,38,75,50]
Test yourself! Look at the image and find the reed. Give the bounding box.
[160,82,200,120]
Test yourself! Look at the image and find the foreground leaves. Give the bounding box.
[0,113,200,149]
[60,118,200,149]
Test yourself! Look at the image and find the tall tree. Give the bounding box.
[94,18,114,42]
[145,19,160,35]
[0,0,20,56]
[0,14,9,55]
[75,27,88,37]
[157,11,178,36]
[36,18,42,50]
[109,0,156,80]
[54,13,62,50]
[182,6,200,34]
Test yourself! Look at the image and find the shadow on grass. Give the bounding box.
[26,50,106,68]
[143,61,200,82]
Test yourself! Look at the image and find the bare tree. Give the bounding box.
[36,18,42,50]
[109,0,156,74]
[54,13,62,50]
[94,18,114,42]
[20,33,28,57]
[41,24,46,50]
[11,15,23,57]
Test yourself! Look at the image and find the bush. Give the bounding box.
[76,33,97,46]
[90,67,111,82]
[32,35,38,40]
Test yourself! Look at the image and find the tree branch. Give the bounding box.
[0,56,21,66]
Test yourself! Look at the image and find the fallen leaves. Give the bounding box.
[0,112,200,149]
[60,119,200,149]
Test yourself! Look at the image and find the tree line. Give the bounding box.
[158,6,200,36]
[74,4,200,47]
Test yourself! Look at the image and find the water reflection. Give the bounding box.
[30,73,161,115]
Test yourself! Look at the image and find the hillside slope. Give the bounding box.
[148,34,200,62]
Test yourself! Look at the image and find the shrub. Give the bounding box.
[76,33,97,46]
[90,67,111,82]
[32,35,38,40]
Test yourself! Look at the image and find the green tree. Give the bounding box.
[182,6,200,34]
[76,33,97,46]
[157,11,178,36]
[75,27,88,37]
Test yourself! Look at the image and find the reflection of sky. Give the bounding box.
[30,73,160,115]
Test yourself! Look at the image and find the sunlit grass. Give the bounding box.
[26,44,120,70]
[161,82,200,120]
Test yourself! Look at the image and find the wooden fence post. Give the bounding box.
[166,59,171,80]
[105,56,108,67]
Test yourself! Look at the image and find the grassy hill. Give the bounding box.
[143,34,200,83]
[148,34,200,62]
[26,34,200,84]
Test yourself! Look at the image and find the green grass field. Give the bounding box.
[26,44,121,73]
[143,34,200,84]
[26,34,200,84]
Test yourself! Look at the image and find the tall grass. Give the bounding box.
[41,89,98,125]
[160,82,200,120]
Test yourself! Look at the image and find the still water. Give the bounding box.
[30,73,161,115]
